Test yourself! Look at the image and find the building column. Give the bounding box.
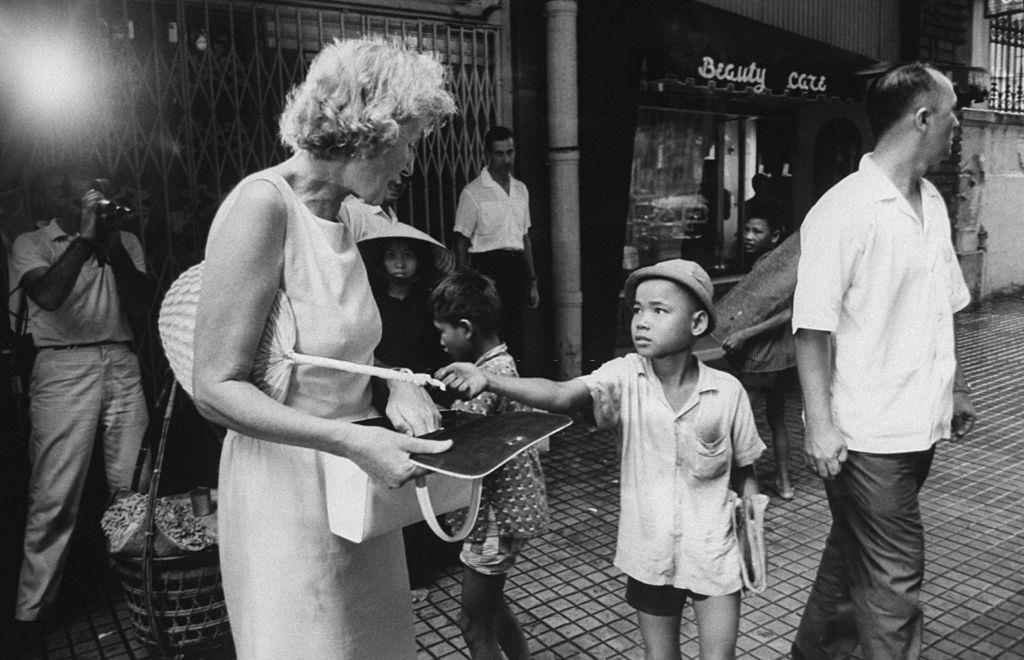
[545,0,582,378]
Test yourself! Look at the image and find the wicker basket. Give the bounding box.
[111,550,231,656]
[110,378,233,658]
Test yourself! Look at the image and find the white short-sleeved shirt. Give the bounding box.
[453,167,530,253]
[579,355,764,596]
[792,154,971,453]
[10,219,147,346]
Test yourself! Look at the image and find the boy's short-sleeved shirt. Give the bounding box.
[579,355,764,596]
[445,343,549,541]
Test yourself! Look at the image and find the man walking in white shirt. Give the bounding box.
[790,62,977,659]
[453,126,538,364]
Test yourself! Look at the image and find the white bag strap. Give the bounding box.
[416,476,482,543]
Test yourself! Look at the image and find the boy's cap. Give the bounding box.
[624,259,717,332]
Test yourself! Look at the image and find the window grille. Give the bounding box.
[0,0,504,393]
[989,14,1024,113]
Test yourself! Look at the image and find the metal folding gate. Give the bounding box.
[990,14,1024,114]
[1,0,506,392]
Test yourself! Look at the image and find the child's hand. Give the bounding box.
[434,363,488,399]
[722,331,747,354]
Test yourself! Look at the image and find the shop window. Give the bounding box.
[616,106,796,349]
[623,107,796,279]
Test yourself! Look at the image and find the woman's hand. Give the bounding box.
[345,424,452,488]
[434,363,489,400]
[385,381,441,436]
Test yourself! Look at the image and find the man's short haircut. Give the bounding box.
[484,126,514,153]
[750,173,771,194]
[865,62,942,140]
[429,267,501,335]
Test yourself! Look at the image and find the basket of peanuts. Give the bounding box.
[101,380,232,658]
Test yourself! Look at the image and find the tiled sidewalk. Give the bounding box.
[13,295,1024,659]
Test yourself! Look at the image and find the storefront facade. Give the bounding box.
[571,1,889,369]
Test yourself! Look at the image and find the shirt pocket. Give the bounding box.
[475,201,507,237]
[691,434,730,481]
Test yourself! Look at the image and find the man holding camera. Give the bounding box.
[9,173,151,636]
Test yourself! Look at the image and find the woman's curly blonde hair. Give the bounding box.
[279,38,457,160]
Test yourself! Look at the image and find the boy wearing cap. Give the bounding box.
[436,259,764,659]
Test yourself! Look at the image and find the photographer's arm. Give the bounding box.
[20,239,95,312]
[106,233,155,319]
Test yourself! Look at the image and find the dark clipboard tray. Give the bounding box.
[407,410,573,479]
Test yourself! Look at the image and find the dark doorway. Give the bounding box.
[812,118,862,202]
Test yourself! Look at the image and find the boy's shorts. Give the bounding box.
[460,518,527,576]
[626,577,708,616]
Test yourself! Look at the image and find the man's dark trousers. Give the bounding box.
[793,448,935,659]
[470,249,527,362]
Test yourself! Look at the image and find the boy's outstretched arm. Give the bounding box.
[434,363,591,413]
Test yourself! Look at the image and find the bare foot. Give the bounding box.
[775,477,795,501]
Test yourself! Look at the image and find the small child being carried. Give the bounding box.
[436,259,765,659]
[429,268,548,660]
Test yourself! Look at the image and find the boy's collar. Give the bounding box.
[636,355,718,393]
[474,342,508,366]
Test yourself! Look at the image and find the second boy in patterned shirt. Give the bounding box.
[429,268,548,660]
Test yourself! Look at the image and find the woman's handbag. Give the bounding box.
[327,412,481,543]
[327,410,571,543]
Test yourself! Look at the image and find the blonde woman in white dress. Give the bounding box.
[191,39,456,658]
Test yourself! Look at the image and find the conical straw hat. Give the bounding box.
[158,262,445,400]
[356,221,454,285]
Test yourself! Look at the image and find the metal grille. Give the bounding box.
[1,0,503,392]
[990,14,1024,113]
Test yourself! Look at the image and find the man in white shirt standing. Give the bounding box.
[791,63,977,659]
[453,126,539,364]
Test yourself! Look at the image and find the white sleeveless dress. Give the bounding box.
[208,172,416,658]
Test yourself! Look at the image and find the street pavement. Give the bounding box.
[14,294,1024,659]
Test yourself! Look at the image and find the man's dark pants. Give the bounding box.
[470,250,527,362]
[793,448,935,660]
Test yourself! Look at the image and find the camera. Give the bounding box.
[90,179,133,226]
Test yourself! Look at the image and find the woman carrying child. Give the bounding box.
[437,259,765,660]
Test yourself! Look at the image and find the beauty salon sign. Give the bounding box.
[697,55,829,95]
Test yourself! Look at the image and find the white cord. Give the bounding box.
[286,352,447,390]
